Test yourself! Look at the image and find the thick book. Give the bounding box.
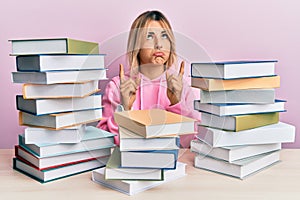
[17,94,102,115]
[194,151,280,179]
[119,126,179,151]
[15,145,111,170]
[201,112,279,131]
[19,109,102,130]
[105,147,163,181]
[22,81,100,99]
[200,89,275,104]
[13,156,108,183]
[191,76,280,91]
[24,125,85,144]
[190,140,281,163]
[92,162,186,196]
[191,60,276,79]
[120,149,178,169]
[16,54,105,72]
[12,69,107,84]
[19,126,115,157]
[194,99,286,116]
[196,122,295,147]
[114,109,195,138]
[10,38,99,55]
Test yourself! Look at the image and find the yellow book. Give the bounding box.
[201,112,279,132]
[191,76,280,91]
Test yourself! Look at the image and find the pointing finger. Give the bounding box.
[119,64,125,83]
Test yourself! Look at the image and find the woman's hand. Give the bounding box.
[166,61,184,105]
[119,64,140,111]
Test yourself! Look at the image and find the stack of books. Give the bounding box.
[190,60,296,179]
[92,109,195,195]
[10,38,115,183]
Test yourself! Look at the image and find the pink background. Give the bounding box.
[0,0,299,148]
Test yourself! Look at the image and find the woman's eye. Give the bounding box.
[146,34,154,40]
[161,33,168,39]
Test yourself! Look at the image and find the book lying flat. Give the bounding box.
[17,94,102,115]
[92,162,186,196]
[19,126,115,157]
[105,147,163,181]
[16,54,105,72]
[200,89,275,104]
[114,109,195,138]
[19,109,102,130]
[197,122,295,147]
[191,60,276,79]
[15,145,111,170]
[194,151,280,179]
[12,69,107,84]
[191,75,280,91]
[24,125,85,144]
[194,99,286,116]
[10,38,99,55]
[13,156,108,183]
[201,112,279,131]
[120,149,178,169]
[22,81,100,99]
[190,140,281,163]
[119,126,179,151]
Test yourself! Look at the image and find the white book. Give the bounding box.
[16,54,105,71]
[19,109,102,130]
[196,122,295,147]
[12,69,107,84]
[191,60,276,79]
[25,125,85,144]
[200,89,275,104]
[194,151,280,179]
[119,126,179,151]
[17,94,102,115]
[194,99,286,116]
[190,140,281,163]
[92,162,186,196]
[22,81,99,99]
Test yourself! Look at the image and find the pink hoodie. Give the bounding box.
[97,67,200,147]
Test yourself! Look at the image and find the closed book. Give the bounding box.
[13,156,108,183]
[105,147,163,181]
[92,162,186,196]
[201,112,279,131]
[15,145,111,170]
[200,89,275,104]
[24,125,85,144]
[190,140,281,163]
[191,60,276,79]
[197,122,295,147]
[12,69,107,84]
[16,54,105,72]
[120,149,178,169]
[10,38,99,55]
[194,99,286,116]
[19,109,102,130]
[17,94,102,115]
[194,151,280,179]
[119,126,179,151]
[114,109,195,138]
[191,76,280,91]
[19,126,115,157]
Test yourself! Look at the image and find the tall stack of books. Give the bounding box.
[10,38,116,183]
[190,60,296,179]
[92,109,195,195]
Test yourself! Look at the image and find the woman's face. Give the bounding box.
[138,20,171,66]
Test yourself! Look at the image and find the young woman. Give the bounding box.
[97,10,200,146]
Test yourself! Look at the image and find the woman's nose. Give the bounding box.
[154,36,163,50]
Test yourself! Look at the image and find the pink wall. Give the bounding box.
[0,0,299,148]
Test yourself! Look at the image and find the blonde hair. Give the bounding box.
[127,10,177,70]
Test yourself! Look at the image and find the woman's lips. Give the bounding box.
[153,52,165,57]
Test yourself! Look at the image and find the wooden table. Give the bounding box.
[1,149,300,200]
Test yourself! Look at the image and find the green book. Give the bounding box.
[105,147,164,181]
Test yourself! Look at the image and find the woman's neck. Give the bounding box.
[139,63,165,80]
